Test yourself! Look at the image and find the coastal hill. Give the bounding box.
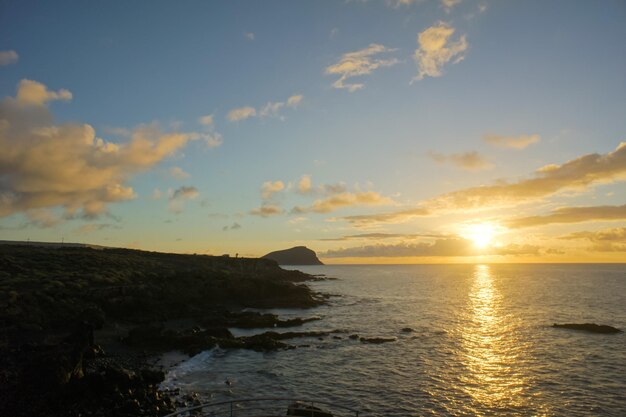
[262,246,324,265]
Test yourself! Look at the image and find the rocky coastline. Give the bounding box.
[0,245,326,416]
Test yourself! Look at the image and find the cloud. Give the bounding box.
[198,114,214,126]
[169,166,190,180]
[259,101,285,118]
[152,188,163,200]
[168,186,199,213]
[292,191,394,214]
[386,0,418,7]
[261,180,285,200]
[484,133,541,150]
[441,0,462,12]
[0,50,19,66]
[323,238,475,258]
[320,232,449,241]
[428,151,494,171]
[342,207,431,226]
[249,204,284,217]
[413,22,468,81]
[287,94,303,107]
[25,209,62,228]
[0,80,204,219]
[223,222,242,231]
[227,106,256,122]
[506,204,626,229]
[244,32,255,41]
[15,79,72,106]
[296,175,346,196]
[325,43,400,92]
[297,175,313,194]
[561,227,626,252]
[228,94,303,122]
[343,143,626,226]
[202,131,223,148]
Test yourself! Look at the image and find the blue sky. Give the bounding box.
[1,0,625,262]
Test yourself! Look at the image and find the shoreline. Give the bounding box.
[0,244,327,416]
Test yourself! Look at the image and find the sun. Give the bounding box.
[461,222,500,249]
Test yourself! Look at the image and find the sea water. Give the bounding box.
[162,264,626,416]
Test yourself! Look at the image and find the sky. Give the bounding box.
[1,0,625,263]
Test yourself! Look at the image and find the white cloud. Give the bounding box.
[413,22,468,81]
[244,32,255,41]
[228,94,304,122]
[0,50,19,66]
[292,191,394,214]
[325,43,400,92]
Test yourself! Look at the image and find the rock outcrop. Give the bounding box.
[552,323,622,334]
[262,246,324,265]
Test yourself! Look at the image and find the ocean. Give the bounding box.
[161,264,626,416]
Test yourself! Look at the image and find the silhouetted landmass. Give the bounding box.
[552,323,622,334]
[0,244,324,417]
[262,246,324,265]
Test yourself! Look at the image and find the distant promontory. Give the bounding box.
[262,246,324,265]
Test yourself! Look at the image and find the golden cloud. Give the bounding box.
[342,143,626,226]
[325,43,399,92]
[0,79,203,219]
[413,22,467,81]
[561,227,626,252]
[506,204,626,228]
[292,191,394,214]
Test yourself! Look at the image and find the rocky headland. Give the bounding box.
[262,246,324,265]
[0,244,326,416]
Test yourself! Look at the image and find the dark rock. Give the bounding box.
[401,327,414,333]
[552,323,622,334]
[360,336,397,344]
[348,334,359,340]
[262,246,324,265]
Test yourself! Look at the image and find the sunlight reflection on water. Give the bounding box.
[459,264,539,414]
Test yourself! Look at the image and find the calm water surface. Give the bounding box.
[162,264,626,416]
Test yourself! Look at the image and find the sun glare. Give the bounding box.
[462,222,500,249]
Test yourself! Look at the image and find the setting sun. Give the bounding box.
[462,223,500,248]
